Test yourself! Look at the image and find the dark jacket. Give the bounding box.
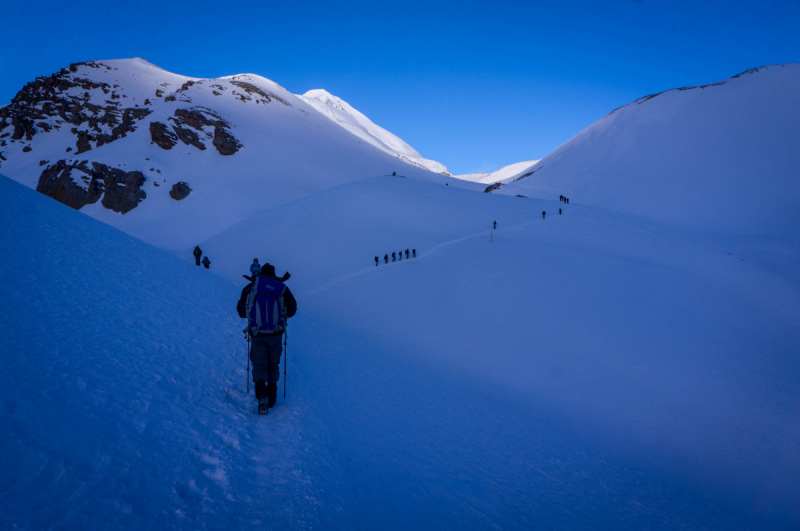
[237,275,297,326]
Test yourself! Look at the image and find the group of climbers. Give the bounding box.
[376,248,416,265]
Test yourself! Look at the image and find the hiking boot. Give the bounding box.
[258,395,269,415]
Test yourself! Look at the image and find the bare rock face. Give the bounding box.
[167,107,242,155]
[150,121,178,150]
[37,160,146,214]
[484,182,504,193]
[169,181,192,200]
[0,61,152,154]
[213,126,242,155]
[229,80,290,106]
[36,160,103,210]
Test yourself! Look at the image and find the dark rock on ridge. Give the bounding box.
[169,181,192,200]
[212,126,242,156]
[37,160,146,214]
[150,121,178,150]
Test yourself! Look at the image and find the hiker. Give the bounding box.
[202,256,211,269]
[398,251,402,261]
[193,246,202,266]
[392,252,396,262]
[250,259,261,277]
[412,249,416,258]
[384,254,389,264]
[560,195,563,202]
[405,249,409,259]
[375,256,379,266]
[559,208,562,215]
[566,197,569,204]
[238,263,297,413]
[542,211,546,219]
[493,221,497,229]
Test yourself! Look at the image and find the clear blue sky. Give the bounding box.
[1,0,798,175]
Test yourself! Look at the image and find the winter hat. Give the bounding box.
[260,263,276,276]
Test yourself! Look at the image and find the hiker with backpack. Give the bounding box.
[375,256,379,266]
[250,258,261,277]
[542,211,546,219]
[412,249,416,258]
[237,263,297,414]
[392,252,396,262]
[384,254,389,264]
[202,256,211,269]
[193,246,202,266]
[405,249,409,259]
[493,221,497,229]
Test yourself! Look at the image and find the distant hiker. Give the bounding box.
[542,211,546,219]
[250,259,261,277]
[238,263,297,414]
[559,208,562,215]
[412,249,416,258]
[202,256,211,269]
[384,254,389,264]
[193,246,202,266]
[560,195,563,202]
[398,251,402,261]
[392,172,396,176]
[405,249,409,259]
[375,256,379,266]
[566,198,569,204]
[392,252,396,262]
[493,221,497,229]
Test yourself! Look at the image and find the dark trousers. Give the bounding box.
[251,333,283,385]
[195,256,201,265]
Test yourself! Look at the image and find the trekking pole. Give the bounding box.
[283,321,288,399]
[246,330,251,394]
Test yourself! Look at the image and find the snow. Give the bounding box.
[299,89,450,175]
[5,166,799,528]
[453,159,541,184]
[0,59,472,252]
[3,60,800,530]
[494,64,800,282]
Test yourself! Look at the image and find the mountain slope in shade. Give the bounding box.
[0,58,471,251]
[299,89,449,175]
[493,64,800,247]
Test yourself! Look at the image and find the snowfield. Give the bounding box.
[2,60,800,530]
[3,169,800,529]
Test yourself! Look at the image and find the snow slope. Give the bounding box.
[0,59,470,251]
[493,64,800,277]
[202,175,800,529]
[453,159,541,184]
[299,89,449,175]
[4,167,800,528]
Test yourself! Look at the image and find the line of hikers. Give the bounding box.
[192,246,211,269]
[376,249,416,265]
[559,195,570,204]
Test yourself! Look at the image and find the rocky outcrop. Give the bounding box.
[169,181,192,200]
[150,121,178,149]
[484,182,504,193]
[0,61,152,154]
[229,80,290,106]
[213,126,242,155]
[36,160,103,210]
[167,107,242,155]
[37,160,146,214]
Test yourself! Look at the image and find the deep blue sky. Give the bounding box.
[2,0,798,174]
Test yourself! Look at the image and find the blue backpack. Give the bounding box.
[245,276,287,335]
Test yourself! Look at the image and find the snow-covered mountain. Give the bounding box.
[298,89,450,175]
[453,159,541,184]
[0,59,469,251]
[489,64,800,248]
